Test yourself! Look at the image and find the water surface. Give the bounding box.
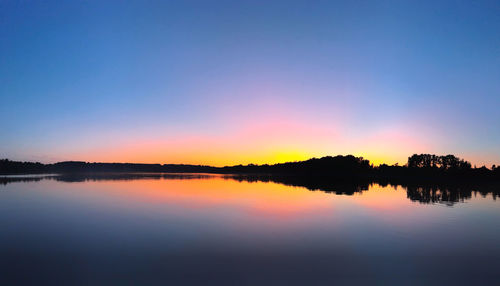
[1,174,499,285]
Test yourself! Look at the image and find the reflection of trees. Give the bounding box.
[230,176,500,205]
[403,183,499,205]
[1,174,499,205]
[0,176,52,185]
[0,173,214,185]
[405,185,473,205]
[228,175,370,195]
[54,173,214,183]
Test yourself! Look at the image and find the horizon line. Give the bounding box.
[2,153,497,169]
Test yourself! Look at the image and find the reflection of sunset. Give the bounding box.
[37,177,496,225]
[75,177,335,218]
[351,184,412,212]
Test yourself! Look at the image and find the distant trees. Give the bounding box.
[0,159,47,174]
[220,155,372,176]
[407,154,471,170]
[1,155,499,182]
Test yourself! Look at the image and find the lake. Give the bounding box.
[1,174,499,285]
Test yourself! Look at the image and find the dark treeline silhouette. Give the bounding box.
[377,154,499,181]
[0,159,47,174]
[407,154,472,169]
[0,159,218,174]
[220,155,371,178]
[1,154,500,182]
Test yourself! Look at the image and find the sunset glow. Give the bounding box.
[2,2,500,285]
[1,1,499,166]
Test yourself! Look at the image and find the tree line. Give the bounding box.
[1,154,499,182]
[407,154,471,169]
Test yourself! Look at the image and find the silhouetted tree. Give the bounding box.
[407,154,471,170]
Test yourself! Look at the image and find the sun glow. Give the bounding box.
[51,110,441,166]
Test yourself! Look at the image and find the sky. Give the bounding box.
[1,0,499,166]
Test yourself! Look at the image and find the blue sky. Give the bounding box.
[1,0,499,165]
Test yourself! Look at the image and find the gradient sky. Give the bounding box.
[1,0,499,166]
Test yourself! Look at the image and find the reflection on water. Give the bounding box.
[2,173,499,205]
[1,174,499,285]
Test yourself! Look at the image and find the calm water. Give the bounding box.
[1,174,499,285]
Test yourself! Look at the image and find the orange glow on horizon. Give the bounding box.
[49,114,463,167]
[54,132,436,167]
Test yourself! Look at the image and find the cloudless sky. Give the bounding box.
[1,0,499,166]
